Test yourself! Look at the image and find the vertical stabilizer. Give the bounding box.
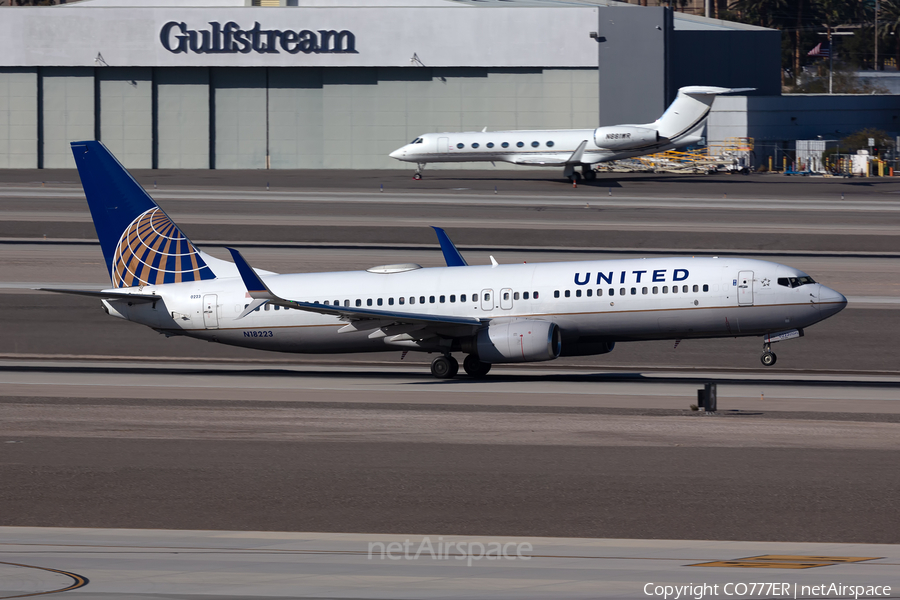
[653,86,752,141]
[70,141,216,288]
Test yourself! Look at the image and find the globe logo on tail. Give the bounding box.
[111,208,214,288]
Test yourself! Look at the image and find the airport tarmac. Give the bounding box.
[0,173,898,597]
[1,528,898,599]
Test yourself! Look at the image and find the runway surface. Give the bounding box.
[1,172,898,599]
[1,528,898,599]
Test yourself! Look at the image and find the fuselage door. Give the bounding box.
[737,271,753,306]
[481,289,493,311]
[203,294,219,329]
[438,137,449,153]
[500,288,513,310]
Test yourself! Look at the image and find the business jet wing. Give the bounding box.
[37,288,163,302]
[227,248,483,333]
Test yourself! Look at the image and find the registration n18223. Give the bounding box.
[244,330,274,338]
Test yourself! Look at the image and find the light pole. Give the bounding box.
[819,31,853,94]
[875,0,880,70]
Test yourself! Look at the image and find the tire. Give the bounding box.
[447,356,459,378]
[431,356,455,379]
[413,173,422,180]
[463,355,491,378]
[760,351,777,367]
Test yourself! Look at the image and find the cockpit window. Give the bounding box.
[415,138,424,144]
[409,138,421,144]
[778,276,816,288]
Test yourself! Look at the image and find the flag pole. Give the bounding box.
[828,29,833,94]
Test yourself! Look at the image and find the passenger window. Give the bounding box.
[554,290,560,298]
[620,288,626,296]
[356,299,361,307]
[642,287,648,294]
[597,289,603,297]
[487,142,494,148]
[367,299,373,306]
[399,297,405,305]
[265,304,270,311]
[440,295,445,303]
[631,288,637,295]
[484,293,490,301]
[473,294,478,302]
[547,141,554,147]
[276,305,282,311]
[324,300,330,305]
[575,290,582,298]
[334,299,339,305]
[501,142,509,148]
[344,300,349,307]
[586,289,592,297]
[671,286,677,294]
[450,295,456,303]
[652,286,658,294]
[377,298,383,306]
[430,296,435,303]
[461,294,467,302]
[409,297,415,305]
[472,143,479,149]
[503,292,509,300]
[693,285,699,293]
[523,292,529,300]
[388,298,394,305]
[531,141,539,147]
[565,290,571,298]
[533,291,539,299]
[682,285,688,293]
[516,141,524,148]
[456,143,464,149]
[609,289,614,296]
[663,286,668,294]
[420,296,425,304]
[513,292,519,300]
[703,284,709,292]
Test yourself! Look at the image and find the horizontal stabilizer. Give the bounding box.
[37,288,162,302]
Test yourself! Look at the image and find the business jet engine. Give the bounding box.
[462,320,561,364]
[593,126,659,150]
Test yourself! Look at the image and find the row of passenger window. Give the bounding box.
[554,284,709,298]
[248,290,542,311]
[456,141,555,150]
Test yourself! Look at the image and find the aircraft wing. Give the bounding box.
[37,288,162,303]
[227,248,483,333]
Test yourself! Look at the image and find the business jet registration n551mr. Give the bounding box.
[389,86,751,181]
[42,141,846,379]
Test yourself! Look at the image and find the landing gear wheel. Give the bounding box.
[463,355,492,378]
[413,173,422,180]
[431,355,457,379]
[582,167,596,181]
[760,351,777,367]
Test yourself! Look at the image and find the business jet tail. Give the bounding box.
[70,141,219,288]
[652,86,754,142]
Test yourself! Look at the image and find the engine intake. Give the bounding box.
[593,126,659,150]
[464,320,561,364]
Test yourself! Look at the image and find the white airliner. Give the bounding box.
[43,141,846,379]
[389,85,750,181]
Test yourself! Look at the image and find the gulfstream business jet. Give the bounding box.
[389,86,750,181]
[43,141,846,379]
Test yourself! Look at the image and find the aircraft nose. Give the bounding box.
[389,147,405,160]
[816,285,847,314]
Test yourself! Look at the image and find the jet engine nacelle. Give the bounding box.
[466,320,562,364]
[593,126,659,150]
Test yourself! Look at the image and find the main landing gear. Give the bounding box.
[562,165,596,182]
[430,354,492,379]
[760,342,777,367]
[413,163,426,180]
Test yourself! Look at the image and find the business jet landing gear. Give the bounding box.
[413,163,426,180]
[582,166,596,181]
[431,354,459,379]
[760,343,777,367]
[463,354,492,378]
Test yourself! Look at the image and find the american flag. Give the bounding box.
[808,42,831,57]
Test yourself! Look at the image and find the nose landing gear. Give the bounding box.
[760,343,777,367]
[413,162,426,180]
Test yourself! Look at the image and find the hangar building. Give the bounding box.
[0,0,785,170]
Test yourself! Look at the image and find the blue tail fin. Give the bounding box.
[70,141,216,288]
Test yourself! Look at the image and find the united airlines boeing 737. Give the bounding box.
[43,141,846,379]
[389,86,750,181]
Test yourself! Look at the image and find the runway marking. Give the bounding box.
[0,561,89,598]
[690,554,882,569]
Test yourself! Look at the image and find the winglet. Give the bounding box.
[566,140,589,165]
[227,248,277,319]
[431,226,468,267]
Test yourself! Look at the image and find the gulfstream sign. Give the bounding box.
[160,22,357,54]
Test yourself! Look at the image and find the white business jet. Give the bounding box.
[42,141,845,379]
[389,85,750,181]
